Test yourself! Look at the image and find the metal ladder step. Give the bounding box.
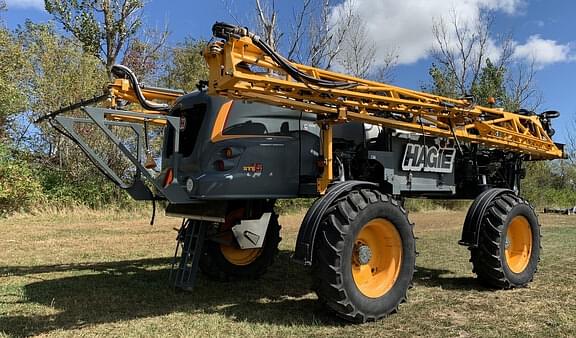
[170,219,206,290]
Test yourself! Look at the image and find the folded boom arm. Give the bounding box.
[203,22,564,193]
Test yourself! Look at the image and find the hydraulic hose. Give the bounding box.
[111,64,170,112]
[212,22,358,90]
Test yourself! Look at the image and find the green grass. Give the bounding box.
[0,210,575,337]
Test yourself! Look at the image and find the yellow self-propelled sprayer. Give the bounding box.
[38,22,565,322]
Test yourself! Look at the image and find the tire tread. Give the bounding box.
[471,193,540,288]
[313,189,415,322]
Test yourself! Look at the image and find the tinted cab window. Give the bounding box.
[223,101,300,136]
[165,103,206,158]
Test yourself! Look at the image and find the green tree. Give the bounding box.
[0,25,28,141]
[521,161,576,209]
[427,63,459,98]
[16,22,107,138]
[470,58,508,108]
[0,144,44,215]
[121,25,169,83]
[44,0,144,77]
[162,38,208,91]
[0,7,45,214]
[13,22,132,209]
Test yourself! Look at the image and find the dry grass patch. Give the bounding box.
[0,210,574,337]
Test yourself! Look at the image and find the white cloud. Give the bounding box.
[513,35,575,68]
[330,0,525,65]
[5,0,45,10]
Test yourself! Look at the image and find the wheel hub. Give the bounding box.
[351,219,403,298]
[356,244,372,265]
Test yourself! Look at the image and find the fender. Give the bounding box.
[292,180,379,266]
[459,188,515,247]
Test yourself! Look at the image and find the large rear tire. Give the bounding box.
[199,211,281,281]
[471,193,540,288]
[312,189,416,322]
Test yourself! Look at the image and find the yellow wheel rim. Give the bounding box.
[219,208,263,266]
[221,244,263,266]
[505,216,533,273]
[352,218,403,298]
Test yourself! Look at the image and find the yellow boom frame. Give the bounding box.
[202,36,564,193]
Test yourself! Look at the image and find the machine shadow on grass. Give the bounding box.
[413,267,488,291]
[2,251,486,336]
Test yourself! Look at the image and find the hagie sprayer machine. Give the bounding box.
[37,22,566,322]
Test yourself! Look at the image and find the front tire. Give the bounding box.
[471,193,540,288]
[199,211,281,281]
[312,189,416,322]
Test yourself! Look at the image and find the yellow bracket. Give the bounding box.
[317,123,333,194]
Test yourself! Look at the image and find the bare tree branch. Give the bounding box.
[506,58,541,111]
[238,1,397,80]
[336,10,375,78]
[286,0,312,60]
[255,0,281,50]
[430,10,538,111]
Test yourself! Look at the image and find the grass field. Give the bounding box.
[1,208,575,337]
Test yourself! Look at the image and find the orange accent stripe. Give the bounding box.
[211,100,234,142]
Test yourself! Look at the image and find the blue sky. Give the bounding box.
[2,0,575,143]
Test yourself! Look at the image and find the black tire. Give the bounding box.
[199,212,281,281]
[312,189,416,323]
[471,193,540,288]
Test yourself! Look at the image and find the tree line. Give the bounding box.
[0,0,573,215]
[0,0,209,214]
